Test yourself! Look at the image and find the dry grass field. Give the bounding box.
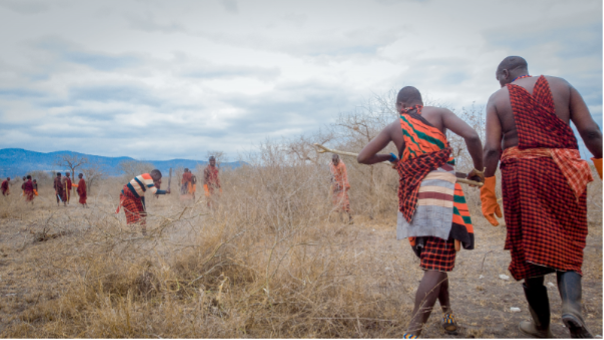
[0,156,601,338]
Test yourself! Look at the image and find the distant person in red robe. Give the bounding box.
[203,156,221,208]
[54,173,66,206]
[63,172,73,204]
[1,177,9,196]
[23,175,34,203]
[181,168,192,195]
[72,173,88,208]
[330,154,352,223]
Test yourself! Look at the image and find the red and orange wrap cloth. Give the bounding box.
[480,176,502,226]
[592,157,602,179]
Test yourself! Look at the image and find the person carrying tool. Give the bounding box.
[53,173,66,206]
[357,85,484,338]
[203,156,222,208]
[116,170,171,235]
[330,154,353,223]
[63,172,73,204]
[481,56,602,338]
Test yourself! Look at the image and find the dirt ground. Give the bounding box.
[0,183,601,338]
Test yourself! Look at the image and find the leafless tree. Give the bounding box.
[81,161,106,195]
[118,160,154,180]
[55,154,88,195]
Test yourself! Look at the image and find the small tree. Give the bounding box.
[55,154,88,195]
[118,160,154,180]
[81,161,107,195]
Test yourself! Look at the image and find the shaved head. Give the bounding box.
[396,86,423,107]
[496,56,529,87]
[150,169,162,181]
[497,56,528,74]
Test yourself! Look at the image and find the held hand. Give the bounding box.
[480,176,502,226]
[166,188,171,194]
[467,168,485,187]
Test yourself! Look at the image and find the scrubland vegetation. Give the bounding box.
[0,95,601,338]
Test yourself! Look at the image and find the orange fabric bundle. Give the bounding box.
[592,157,602,179]
[480,176,502,226]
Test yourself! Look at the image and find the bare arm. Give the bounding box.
[357,121,398,164]
[483,96,502,177]
[442,109,484,172]
[569,86,602,158]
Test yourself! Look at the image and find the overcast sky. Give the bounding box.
[0,0,601,160]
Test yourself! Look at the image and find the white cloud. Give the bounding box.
[0,0,601,160]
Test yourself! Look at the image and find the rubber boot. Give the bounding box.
[557,271,593,338]
[519,282,554,338]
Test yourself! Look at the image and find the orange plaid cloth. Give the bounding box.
[502,147,593,200]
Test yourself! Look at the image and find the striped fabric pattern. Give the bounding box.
[126,173,164,198]
[399,105,453,164]
[398,165,456,240]
[396,105,474,251]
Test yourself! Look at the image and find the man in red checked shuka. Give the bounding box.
[482,56,602,338]
[23,175,34,204]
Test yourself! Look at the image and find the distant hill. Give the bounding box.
[0,148,245,178]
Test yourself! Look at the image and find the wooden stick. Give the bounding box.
[313,143,484,187]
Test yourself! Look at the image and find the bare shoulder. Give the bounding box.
[543,75,572,93]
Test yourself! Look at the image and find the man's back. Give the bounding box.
[489,75,591,150]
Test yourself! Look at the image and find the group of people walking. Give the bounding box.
[357,56,601,338]
[1,176,39,202]
[52,172,87,207]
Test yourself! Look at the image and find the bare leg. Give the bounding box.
[406,270,448,336]
[437,273,451,313]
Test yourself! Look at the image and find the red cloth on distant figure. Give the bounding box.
[23,180,34,201]
[1,180,8,196]
[118,184,146,225]
[204,166,221,193]
[77,179,87,204]
[330,161,351,212]
[54,177,66,203]
[502,75,589,280]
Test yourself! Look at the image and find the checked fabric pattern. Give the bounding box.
[118,184,147,225]
[396,147,452,222]
[418,236,457,272]
[502,75,588,280]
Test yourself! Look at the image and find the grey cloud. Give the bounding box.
[69,84,164,107]
[180,64,280,81]
[34,37,141,71]
[220,0,238,14]
[0,0,51,14]
[126,12,187,33]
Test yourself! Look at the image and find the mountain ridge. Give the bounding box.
[0,148,243,178]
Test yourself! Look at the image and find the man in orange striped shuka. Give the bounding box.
[330,154,352,223]
[358,86,484,338]
[482,56,602,338]
[116,169,171,235]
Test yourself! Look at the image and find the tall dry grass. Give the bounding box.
[0,95,601,337]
